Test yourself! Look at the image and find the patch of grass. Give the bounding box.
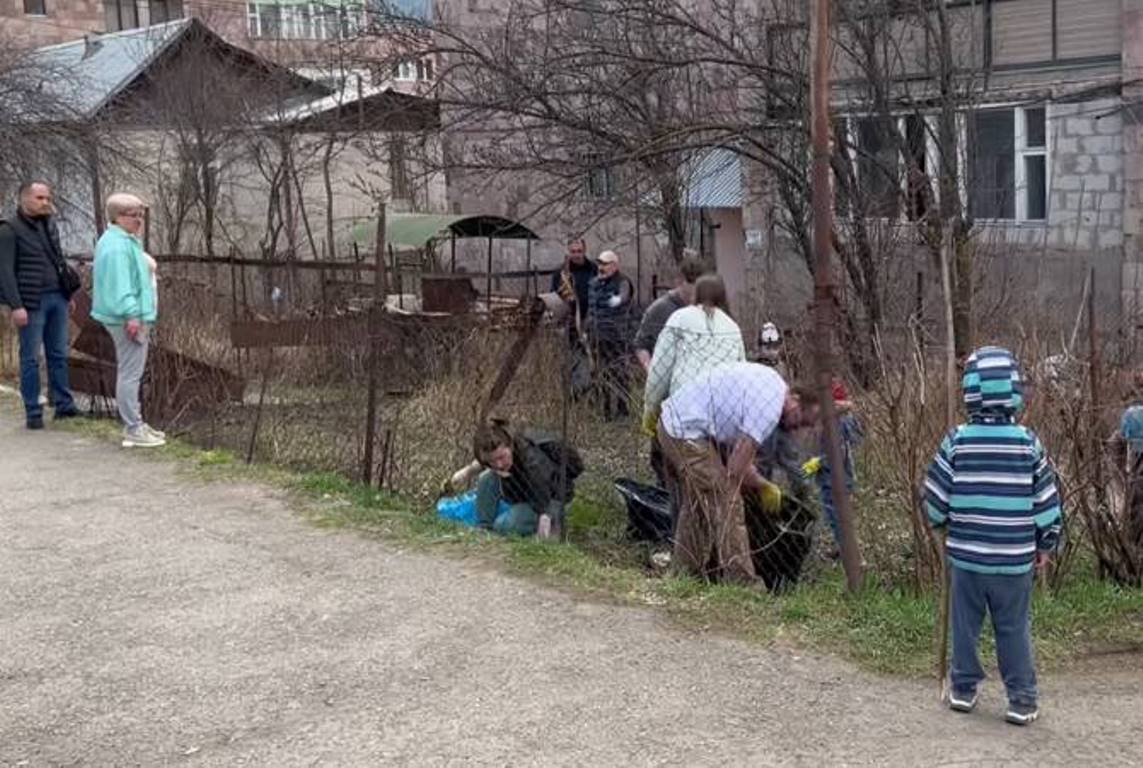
[45,407,1143,678]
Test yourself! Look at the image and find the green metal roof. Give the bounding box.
[353,213,540,249]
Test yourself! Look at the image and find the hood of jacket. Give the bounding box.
[962,345,1024,422]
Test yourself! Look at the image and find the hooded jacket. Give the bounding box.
[924,346,1063,575]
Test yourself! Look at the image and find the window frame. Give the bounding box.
[23,0,47,17]
[832,103,1051,226]
[969,104,1050,225]
[247,1,366,41]
[148,0,184,24]
[583,158,619,203]
[105,0,140,32]
[392,57,435,82]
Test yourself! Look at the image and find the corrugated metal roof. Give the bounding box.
[19,20,192,120]
[682,148,743,209]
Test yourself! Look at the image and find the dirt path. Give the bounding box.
[1,412,1141,767]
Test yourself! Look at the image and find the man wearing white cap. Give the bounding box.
[756,321,788,380]
[587,249,634,419]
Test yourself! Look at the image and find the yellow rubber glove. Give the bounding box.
[802,456,823,477]
[641,410,659,438]
[759,479,782,515]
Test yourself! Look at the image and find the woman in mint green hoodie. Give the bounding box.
[92,193,164,448]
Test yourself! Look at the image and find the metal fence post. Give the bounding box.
[363,203,388,486]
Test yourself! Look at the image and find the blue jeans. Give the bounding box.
[818,463,854,548]
[475,470,564,537]
[950,566,1038,706]
[819,414,861,547]
[18,290,75,421]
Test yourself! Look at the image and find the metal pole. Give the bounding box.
[143,206,151,254]
[486,236,493,313]
[229,248,241,377]
[1089,265,1103,491]
[450,234,457,273]
[363,203,387,486]
[937,223,958,697]
[525,239,533,296]
[810,0,862,594]
[559,315,571,541]
[634,179,642,305]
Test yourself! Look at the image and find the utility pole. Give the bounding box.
[810,0,863,593]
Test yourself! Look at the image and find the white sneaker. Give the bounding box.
[143,424,167,440]
[536,514,553,540]
[122,428,166,449]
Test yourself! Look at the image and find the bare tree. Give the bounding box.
[370,0,757,262]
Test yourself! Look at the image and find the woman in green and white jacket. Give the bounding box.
[91,193,164,448]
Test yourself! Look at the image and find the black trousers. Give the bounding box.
[595,338,630,419]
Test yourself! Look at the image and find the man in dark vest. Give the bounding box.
[587,249,635,420]
[551,236,598,396]
[0,181,79,429]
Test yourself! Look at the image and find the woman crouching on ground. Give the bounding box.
[91,193,164,448]
[467,419,583,539]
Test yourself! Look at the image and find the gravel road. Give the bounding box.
[2,412,1141,766]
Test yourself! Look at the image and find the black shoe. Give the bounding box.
[26,416,44,430]
[54,408,81,421]
[948,686,979,713]
[1005,701,1040,726]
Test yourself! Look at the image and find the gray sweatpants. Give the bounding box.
[105,324,149,431]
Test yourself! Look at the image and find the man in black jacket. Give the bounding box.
[0,181,78,429]
[587,250,635,419]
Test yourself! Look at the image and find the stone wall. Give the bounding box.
[1048,97,1125,253]
[1123,0,1143,323]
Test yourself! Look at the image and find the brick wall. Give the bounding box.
[0,0,105,48]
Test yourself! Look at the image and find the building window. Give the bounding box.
[904,114,929,222]
[247,2,365,40]
[23,0,46,16]
[855,116,900,219]
[969,106,1047,222]
[393,57,435,82]
[105,0,140,31]
[390,137,411,200]
[584,162,618,201]
[148,0,184,24]
[379,0,430,20]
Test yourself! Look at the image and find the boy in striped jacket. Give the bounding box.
[924,346,1063,726]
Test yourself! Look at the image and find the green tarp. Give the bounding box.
[352,214,540,249]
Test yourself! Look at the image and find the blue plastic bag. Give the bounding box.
[436,491,510,528]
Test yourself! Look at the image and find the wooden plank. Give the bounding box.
[229,316,370,349]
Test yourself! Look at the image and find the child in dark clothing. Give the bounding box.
[924,346,1063,726]
[806,377,863,555]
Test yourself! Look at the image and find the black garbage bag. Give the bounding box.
[744,492,817,593]
[615,478,674,543]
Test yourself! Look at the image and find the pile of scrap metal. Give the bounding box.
[68,290,245,425]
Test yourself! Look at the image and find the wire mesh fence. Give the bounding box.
[4,247,1143,594]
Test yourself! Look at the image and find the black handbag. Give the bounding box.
[43,223,81,298]
[56,260,82,298]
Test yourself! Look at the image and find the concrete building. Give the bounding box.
[750,0,1142,329]
[6,18,444,254]
[1,0,435,87]
[433,0,1143,339]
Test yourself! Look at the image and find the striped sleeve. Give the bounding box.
[1030,433,1063,551]
[924,431,956,528]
